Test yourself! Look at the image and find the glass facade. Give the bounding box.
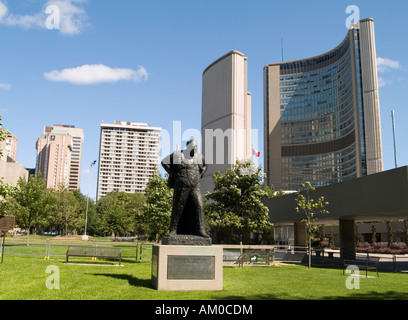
[276,33,361,190]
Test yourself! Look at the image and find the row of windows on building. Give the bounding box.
[281,114,355,145]
[280,143,358,189]
[280,45,350,83]
[280,58,351,96]
[281,106,354,134]
[279,60,351,94]
[281,92,354,122]
[279,36,350,76]
[280,67,352,102]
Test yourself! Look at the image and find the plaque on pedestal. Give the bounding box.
[151,245,223,291]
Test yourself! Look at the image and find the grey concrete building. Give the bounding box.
[201,50,252,193]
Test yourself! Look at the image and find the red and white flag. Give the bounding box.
[252,148,260,157]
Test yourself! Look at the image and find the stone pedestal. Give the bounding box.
[151,244,223,291]
[162,234,212,246]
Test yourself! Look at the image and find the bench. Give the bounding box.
[272,250,307,264]
[343,254,380,277]
[223,251,242,262]
[66,245,122,265]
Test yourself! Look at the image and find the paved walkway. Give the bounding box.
[312,251,408,273]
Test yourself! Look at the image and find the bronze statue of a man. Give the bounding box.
[161,139,211,244]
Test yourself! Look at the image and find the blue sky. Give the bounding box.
[0,0,407,199]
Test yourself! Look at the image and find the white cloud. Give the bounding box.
[0,0,88,35]
[0,83,11,90]
[0,2,7,20]
[376,57,404,88]
[377,57,401,73]
[44,64,149,85]
[46,0,88,35]
[378,77,391,88]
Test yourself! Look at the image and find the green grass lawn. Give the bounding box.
[0,252,407,300]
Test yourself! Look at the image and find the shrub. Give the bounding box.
[356,241,408,254]
[390,242,407,250]
[318,240,329,248]
[373,242,388,249]
[356,242,371,248]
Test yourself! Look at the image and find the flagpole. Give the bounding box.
[82,160,96,241]
[392,110,398,168]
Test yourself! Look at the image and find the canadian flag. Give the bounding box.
[252,148,260,157]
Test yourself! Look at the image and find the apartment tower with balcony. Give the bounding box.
[96,121,161,200]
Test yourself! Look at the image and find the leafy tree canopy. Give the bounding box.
[143,171,173,242]
[205,159,272,240]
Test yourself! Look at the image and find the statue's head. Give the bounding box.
[186,139,198,157]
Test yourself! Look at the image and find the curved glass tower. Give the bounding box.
[264,18,382,190]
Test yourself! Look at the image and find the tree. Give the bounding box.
[404,220,408,246]
[5,174,54,245]
[126,191,146,236]
[205,159,272,243]
[72,189,98,236]
[295,181,329,268]
[97,190,144,237]
[143,172,173,242]
[371,224,377,244]
[49,188,80,236]
[386,221,394,246]
[0,180,16,199]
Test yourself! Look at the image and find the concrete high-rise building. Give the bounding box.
[35,125,84,190]
[0,131,28,186]
[0,133,18,162]
[35,126,74,189]
[264,18,383,191]
[96,121,161,200]
[201,50,252,193]
[52,125,84,190]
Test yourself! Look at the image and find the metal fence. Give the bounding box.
[2,238,407,272]
[0,237,154,262]
[221,244,308,267]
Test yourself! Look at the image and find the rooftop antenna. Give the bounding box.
[281,37,284,62]
[391,110,398,168]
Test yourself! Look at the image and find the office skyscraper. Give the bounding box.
[96,121,161,200]
[264,18,383,191]
[201,50,252,193]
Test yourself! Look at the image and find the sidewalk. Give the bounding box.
[312,250,408,273]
